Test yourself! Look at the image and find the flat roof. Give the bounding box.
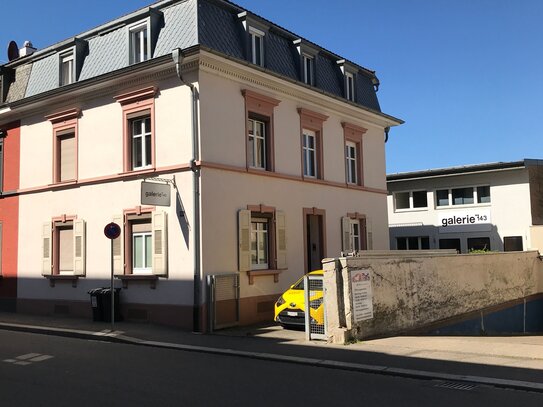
[386,159,543,182]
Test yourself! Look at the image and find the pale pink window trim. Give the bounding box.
[342,122,367,187]
[242,89,280,172]
[114,87,157,173]
[46,108,80,184]
[122,205,155,275]
[298,108,328,180]
[50,214,78,276]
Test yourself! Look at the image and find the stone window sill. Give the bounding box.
[116,274,159,289]
[246,269,284,285]
[45,275,79,287]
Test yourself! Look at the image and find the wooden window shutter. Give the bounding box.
[42,222,53,275]
[341,216,352,253]
[238,210,251,272]
[366,218,373,250]
[112,215,125,275]
[275,210,287,269]
[152,211,168,276]
[73,219,86,276]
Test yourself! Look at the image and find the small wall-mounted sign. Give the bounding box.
[141,181,171,207]
[351,268,373,323]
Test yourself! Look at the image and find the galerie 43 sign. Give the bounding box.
[438,208,491,233]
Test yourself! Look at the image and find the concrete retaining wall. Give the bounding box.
[323,250,543,343]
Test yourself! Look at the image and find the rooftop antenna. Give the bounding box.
[7,40,19,61]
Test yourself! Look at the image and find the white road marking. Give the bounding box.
[3,353,54,365]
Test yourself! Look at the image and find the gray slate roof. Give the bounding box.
[1,0,383,113]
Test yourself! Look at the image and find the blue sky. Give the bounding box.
[1,0,542,173]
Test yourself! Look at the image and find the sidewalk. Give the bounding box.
[1,311,542,392]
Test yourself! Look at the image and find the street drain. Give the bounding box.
[435,381,478,391]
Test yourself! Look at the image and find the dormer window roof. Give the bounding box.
[293,39,319,86]
[57,38,87,87]
[238,11,268,68]
[127,8,163,65]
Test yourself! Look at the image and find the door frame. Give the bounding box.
[303,207,327,273]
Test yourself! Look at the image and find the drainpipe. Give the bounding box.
[172,48,202,332]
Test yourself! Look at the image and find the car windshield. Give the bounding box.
[291,277,322,290]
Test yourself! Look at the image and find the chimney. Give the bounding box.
[19,41,37,57]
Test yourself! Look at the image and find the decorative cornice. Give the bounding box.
[342,122,368,135]
[114,86,157,105]
[45,108,81,124]
[297,108,328,122]
[198,51,401,129]
[241,89,280,106]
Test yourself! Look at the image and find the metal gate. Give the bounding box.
[207,273,240,331]
[304,274,326,340]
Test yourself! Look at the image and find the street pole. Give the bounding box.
[110,238,114,332]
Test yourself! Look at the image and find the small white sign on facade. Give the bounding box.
[351,269,373,322]
[437,208,492,234]
[141,181,171,207]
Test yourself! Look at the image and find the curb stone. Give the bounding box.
[1,321,542,393]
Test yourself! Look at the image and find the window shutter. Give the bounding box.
[367,218,373,250]
[59,133,76,181]
[238,210,251,272]
[42,222,52,276]
[275,210,287,269]
[112,215,124,275]
[341,216,352,253]
[152,211,168,276]
[73,219,86,276]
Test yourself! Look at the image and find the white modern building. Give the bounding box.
[387,160,543,253]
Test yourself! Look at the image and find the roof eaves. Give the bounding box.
[387,160,529,181]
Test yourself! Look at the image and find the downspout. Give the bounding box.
[172,49,202,332]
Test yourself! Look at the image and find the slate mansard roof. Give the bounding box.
[0,0,390,117]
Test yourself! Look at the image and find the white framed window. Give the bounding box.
[238,209,287,273]
[350,219,361,251]
[132,232,152,274]
[130,115,152,170]
[303,130,317,178]
[112,211,168,277]
[250,217,269,270]
[60,52,74,86]
[345,72,355,101]
[303,53,314,85]
[341,216,367,252]
[129,22,149,64]
[346,141,357,184]
[394,190,428,211]
[248,118,266,169]
[249,27,264,66]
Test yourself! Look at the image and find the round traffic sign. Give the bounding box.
[104,222,121,239]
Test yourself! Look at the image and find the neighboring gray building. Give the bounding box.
[387,160,543,253]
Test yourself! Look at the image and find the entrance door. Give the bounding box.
[306,214,324,273]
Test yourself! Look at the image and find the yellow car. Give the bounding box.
[274,270,324,328]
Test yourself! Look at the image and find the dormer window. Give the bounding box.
[249,27,264,66]
[345,72,355,102]
[129,22,149,64]
[60,52,74,86]
[303,54,314,85]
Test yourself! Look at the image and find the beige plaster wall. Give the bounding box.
[19,76,193,189]
[200,169,389,300]
[17,172,195,305]
[325,251,543,341]
[198,70,388,190]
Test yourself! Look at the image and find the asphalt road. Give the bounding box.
[1,330,542,407]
